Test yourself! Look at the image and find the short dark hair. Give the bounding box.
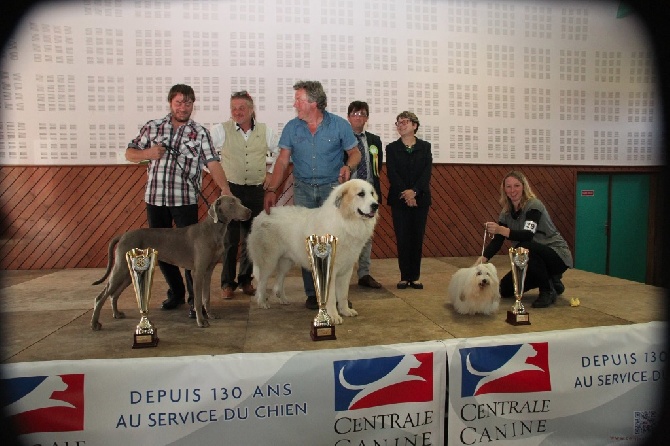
[293,80,327,110]
[396,111,420,133]
[347,101,369,116]
[168,84,195,103]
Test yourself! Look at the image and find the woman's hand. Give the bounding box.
[485,221,509,238]
[400,189,417,205]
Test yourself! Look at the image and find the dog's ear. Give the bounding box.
[208,202,219,223]
[334,192,344,208]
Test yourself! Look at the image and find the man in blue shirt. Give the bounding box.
[263,80,360,310]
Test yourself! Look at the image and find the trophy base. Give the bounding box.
[506,310,531,325]
[310,324,336,341]
[133,331,159,349]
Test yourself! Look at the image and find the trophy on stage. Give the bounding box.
[507,247,531,325]
[126,248,160,348]
[306,234,337,341]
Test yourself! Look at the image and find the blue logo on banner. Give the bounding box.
[459,343,551,397]
[333,353,433,411]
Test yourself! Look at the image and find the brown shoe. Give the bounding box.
[221,286,234,299]
[241,283,256,296]
[358,274,382,289]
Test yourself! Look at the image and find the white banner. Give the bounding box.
[445,322,666,446]
[2,341,447,445]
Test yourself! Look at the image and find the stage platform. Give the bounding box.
[0,256,666,364]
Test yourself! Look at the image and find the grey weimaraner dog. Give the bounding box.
[91,195,251,329]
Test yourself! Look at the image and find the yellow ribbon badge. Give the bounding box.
[369,145,379,177]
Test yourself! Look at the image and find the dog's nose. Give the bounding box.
[371,202,379,212]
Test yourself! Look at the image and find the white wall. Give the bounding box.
[0,0,661,166]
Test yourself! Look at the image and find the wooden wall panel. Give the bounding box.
[0,164,662,285]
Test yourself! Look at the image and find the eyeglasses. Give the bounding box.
[395,119,412,127]
[231,90,253,100]
[174,100,194,107]
[349,111,368,117]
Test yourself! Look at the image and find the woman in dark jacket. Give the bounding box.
[385,111,432,289]
[477,170,573,308]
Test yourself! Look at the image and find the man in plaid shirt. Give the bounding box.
[126,84,232,316]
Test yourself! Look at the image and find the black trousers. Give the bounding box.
[220,183,264,288]
[499,240,568,297]
[391,204,429,282]
[146,203,198,301]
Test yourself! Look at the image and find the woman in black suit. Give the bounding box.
[385,111,432,289]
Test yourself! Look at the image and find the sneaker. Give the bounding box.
[532,290,557,308]
[221,286,234,300]
[305,296,319,310]
[358,275,382,289]
[241,283,257,296]
[397,280,409,289]
[551,275,565,295]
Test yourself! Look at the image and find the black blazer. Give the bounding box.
[385,137,432,208]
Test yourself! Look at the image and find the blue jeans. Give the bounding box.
[357,237,373,279]
[293,179,339,298]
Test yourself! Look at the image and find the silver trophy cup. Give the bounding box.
[507,247,531,325]
[126,248,160,348]
[306,234,337,341]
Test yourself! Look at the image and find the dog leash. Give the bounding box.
[161,143,211,207]
[480,224,493,260]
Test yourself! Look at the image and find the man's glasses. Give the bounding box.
[174,100,194,107]
[231,90,253,100]
[395,119,412,127]
[349,111,368,117]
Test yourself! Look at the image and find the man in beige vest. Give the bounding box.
[211,91,278,299]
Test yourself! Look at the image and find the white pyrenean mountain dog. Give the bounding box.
[247,179,379,324]
[447,262,501,315]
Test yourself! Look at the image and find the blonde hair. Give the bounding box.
[499,170,536,213]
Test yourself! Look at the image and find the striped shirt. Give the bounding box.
[129,114,219,206]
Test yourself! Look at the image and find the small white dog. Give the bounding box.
[447,262,501,315]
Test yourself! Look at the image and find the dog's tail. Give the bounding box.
[92,234,122,285]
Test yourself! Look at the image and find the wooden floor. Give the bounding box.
[0,256,667,364]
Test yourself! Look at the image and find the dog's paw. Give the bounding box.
[91,322,102,331]
[274,290,290,305]
[329,313,344,325]
[339,307,358,317]
[113,311,126,319]
[197,319,210,328]
[257,296,271,309]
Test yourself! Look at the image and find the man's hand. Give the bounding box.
[146,144,166,160]
[220,186,232,196]
[338,165,352,183]
[263,191,277,214]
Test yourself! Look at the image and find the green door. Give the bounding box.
[609,175,649,282]
[575,174,649,282]
[575,175,609,274]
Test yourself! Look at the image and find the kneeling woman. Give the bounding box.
[477,171,573,308]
